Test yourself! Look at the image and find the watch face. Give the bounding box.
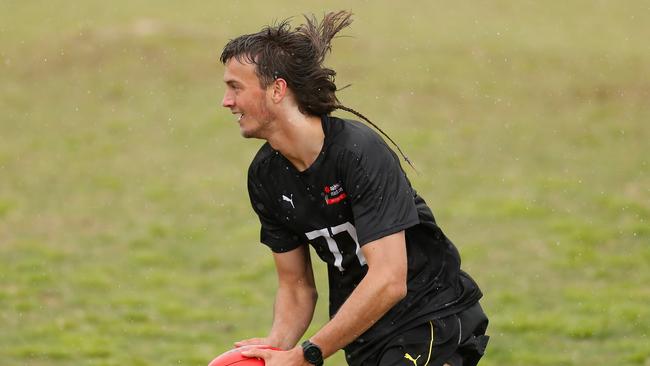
[302,342,323,364]
[305,346,321,361]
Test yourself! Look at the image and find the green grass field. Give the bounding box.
[1,1,649,365]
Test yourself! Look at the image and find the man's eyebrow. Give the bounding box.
[225,79,241,87]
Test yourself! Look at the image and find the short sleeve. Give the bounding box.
[248,168,304,253]
[339,139,419,245]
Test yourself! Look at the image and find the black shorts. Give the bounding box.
[360,303,489,366]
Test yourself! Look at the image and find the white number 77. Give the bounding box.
[305,222,367,272]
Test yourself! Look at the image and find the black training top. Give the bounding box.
[247,115,482,366]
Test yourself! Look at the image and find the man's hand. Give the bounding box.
[234,337,275,348]
[240,346,309,366]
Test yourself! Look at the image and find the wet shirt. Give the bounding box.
[247,116,482,365]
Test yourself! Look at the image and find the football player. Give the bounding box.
[220,11,489,366]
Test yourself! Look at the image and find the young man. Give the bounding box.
[220,11,489,366]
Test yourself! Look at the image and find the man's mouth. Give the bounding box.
[236,113,244,122]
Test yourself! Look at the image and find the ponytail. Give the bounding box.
[298,11,353,64]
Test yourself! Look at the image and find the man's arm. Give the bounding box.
[243,230,407,365]
[309,230,407,357]
[236,244,318,350]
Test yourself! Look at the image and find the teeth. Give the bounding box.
[237,113,244,122]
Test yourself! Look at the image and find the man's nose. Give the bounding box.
[222,92,234,108]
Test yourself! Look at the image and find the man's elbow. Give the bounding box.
[385,278,408,303]
[370,264,408,303]
[300,281,318,304]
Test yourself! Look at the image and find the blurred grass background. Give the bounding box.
[1,1,648,365]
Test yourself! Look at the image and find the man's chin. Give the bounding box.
[240,128,259,139]
[239,119,271,139]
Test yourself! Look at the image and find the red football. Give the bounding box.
[208,345,279,366]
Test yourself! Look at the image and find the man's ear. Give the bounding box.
[270,77,288,103]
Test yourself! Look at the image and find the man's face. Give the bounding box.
[222,58,274,139]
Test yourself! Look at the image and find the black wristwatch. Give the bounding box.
[301,340,324,366]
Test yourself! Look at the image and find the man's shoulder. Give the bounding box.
[327,115,390,155]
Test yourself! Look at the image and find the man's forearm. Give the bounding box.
[268,283,318,350]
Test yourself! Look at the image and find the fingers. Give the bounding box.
[240,348,272,360]
[234,338,268,348]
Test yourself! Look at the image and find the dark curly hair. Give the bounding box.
[220,11,415,169]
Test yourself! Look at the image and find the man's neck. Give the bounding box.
[266,111,324,172]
